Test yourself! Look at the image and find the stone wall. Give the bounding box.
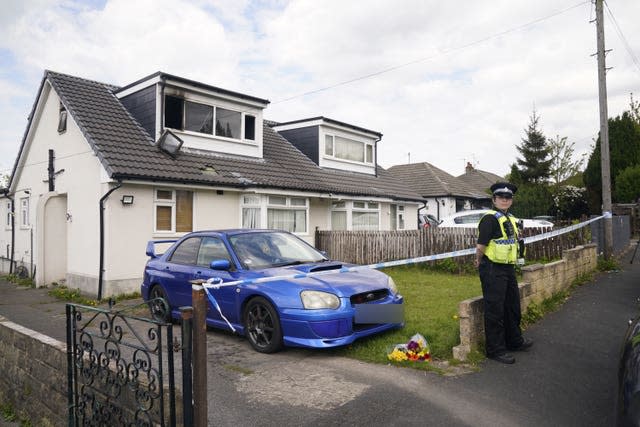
[0,314,182,426]
[0,317,67,426]
[452,244,598,361]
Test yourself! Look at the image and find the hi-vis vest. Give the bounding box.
[482,210,520,264]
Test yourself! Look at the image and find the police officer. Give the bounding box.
[475,182,533,364]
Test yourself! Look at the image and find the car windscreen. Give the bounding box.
[229,231,327,270]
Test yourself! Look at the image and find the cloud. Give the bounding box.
[0,0,639,179]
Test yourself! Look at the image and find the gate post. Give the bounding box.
[180,307,194,427]
[192,284,208,426]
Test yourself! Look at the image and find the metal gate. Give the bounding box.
[66,300,177,426]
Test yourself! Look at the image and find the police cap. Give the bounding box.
[490,182,518,198]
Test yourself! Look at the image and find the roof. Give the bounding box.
[456,168,504,197]
[274,116,383,138]
[387,162,486,199]
[11,70,424,202]
[114,71,270,106]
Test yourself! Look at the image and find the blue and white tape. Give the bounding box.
[203,215,604,291]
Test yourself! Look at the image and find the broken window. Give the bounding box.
[165,95,184,130]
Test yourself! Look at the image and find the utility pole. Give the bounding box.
[595,0,613,259]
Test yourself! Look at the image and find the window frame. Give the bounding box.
[164,95,256,143]
[323,133,374,165]
[20,198,29,228]
[154,189,194,234]
[5,201,12,229]
[330,200,380,231]
[240,194,309,235]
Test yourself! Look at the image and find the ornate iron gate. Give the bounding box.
[66,300,177,426]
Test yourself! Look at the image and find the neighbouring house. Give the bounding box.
[387,161,496,221]
[457,162,504,200]
[0,70,424,297]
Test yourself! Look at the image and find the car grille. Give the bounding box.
[350,289,388,305]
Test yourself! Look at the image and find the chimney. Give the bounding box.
[465,162,474,174]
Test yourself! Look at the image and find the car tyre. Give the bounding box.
[243,296,283,353]
[149,285,172,323]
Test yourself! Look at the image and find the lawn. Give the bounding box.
[331,264,482,368]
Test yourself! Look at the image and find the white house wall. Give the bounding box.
[11,83,106,293]
[102,185,241,295]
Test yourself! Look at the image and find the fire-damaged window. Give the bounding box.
[164,95,256,142]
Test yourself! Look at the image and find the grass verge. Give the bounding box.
[330,265,481,371]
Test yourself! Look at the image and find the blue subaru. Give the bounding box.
[141,229,404,353]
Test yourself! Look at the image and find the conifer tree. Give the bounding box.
[514,111,552,184]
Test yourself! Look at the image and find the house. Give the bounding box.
[457,162,504,200]
[387,161,496,221]
[1,70,424,297]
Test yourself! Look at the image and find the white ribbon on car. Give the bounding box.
[202,278,237,332]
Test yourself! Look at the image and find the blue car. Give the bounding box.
[141,229,404,353]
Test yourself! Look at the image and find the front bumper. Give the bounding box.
[279,294,404,348]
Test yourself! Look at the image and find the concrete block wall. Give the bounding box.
[453,244,598,361]
[0,317,67,426]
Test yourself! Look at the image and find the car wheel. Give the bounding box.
[149,285,172,323]
[243,297,283,353]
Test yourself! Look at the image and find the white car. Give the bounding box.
[438,210,554,229]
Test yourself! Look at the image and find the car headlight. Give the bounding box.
[387,276,398,294]
[300,290,340,309]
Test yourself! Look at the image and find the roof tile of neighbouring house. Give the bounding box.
[387,162,486,199]
[456,168,504,197]
[42,71,424,202]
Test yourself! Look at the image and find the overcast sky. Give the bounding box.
[1,0,639,180]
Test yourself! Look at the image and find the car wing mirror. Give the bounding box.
[209,259,231,270]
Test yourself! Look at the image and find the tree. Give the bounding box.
[615,165,640,203]
[548,135,585,189]
[583,111,640,211]
[0,174,9,189]
[513,111,552,184]
[509,183,553,218]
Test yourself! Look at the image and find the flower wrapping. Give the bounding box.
[387,333,431,362]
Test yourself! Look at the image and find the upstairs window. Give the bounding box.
[324,134,374,164]
[164,95,256,142]
[58,102,67,133]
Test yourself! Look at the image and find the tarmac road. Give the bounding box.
[1,245,639,426]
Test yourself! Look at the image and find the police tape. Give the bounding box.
[203,214,605,291]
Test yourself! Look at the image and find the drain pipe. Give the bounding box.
[98,181,122,300]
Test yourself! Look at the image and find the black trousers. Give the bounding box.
[478,259,524,356]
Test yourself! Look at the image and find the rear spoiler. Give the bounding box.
[146,239,178,258]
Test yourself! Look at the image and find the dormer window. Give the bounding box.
[164,95,255,142]
[324,134,373,164]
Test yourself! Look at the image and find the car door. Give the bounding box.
[164,237,202,308]
[193,236,240,324]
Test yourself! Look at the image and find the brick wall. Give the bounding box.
[0,317,67,426]
[452,244,598,361]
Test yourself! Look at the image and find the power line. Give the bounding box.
[603,0,640,76]
[273,1,590,104]
[0,149,94,176]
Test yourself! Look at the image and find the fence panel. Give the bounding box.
[315,226,591,266]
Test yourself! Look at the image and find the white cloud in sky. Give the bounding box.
[0,0,639,180]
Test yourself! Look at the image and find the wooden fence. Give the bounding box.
[314,226,591,266]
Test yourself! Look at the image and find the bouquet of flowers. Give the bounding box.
[387,333,431,362]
